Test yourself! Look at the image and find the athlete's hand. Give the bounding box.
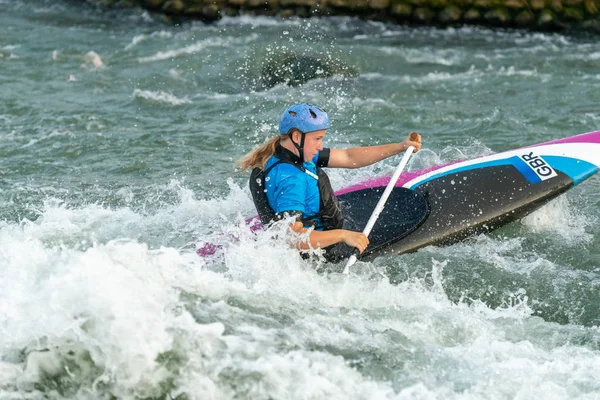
[341,230,370,253]
[402,132,422,153]
[291,221,304,233]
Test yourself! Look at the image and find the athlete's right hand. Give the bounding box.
[400,131,422,153]
[342,230,369,253]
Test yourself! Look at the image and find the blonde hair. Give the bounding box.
[237,135,286,171]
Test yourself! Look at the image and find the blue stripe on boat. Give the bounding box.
[544,156,599,184]
[409,155,598,189]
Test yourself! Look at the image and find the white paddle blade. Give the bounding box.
[343,254,357,274]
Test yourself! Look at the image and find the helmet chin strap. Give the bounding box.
[289,130,305,162]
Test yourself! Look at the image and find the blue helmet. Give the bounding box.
[279,104,330,135]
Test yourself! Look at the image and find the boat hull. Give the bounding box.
[349,130,600,261]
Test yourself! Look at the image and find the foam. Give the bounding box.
[132,89,191,106]
[522,195,595,245]
[217,15,303,27]
[137,34,258,63]
[124,31,173,50]
[82,51,103,68]
[2,196,600,398]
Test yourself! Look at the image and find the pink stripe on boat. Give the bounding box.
[335,165,450,195]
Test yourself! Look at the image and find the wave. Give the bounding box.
[1,175,600,398]
[3,218,599,398]
[132,89,191,106]
[124,30,173,50]
[359,64,553,85]
[217,15,303,27]
[137,34,259,63]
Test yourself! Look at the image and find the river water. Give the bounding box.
[2,0,600,398]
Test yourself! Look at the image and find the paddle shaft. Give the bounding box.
[342,143,416,274]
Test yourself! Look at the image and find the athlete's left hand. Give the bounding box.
[402,132,422,153]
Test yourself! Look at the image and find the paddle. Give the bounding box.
[342,132,419,274]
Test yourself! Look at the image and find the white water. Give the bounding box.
[2,171,599,398]
[2,1,600,397]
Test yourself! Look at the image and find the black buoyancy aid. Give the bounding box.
[249,146,344,230]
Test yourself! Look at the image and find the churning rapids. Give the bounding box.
[1,1,600,398]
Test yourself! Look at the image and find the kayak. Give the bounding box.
[197,130,600,262]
